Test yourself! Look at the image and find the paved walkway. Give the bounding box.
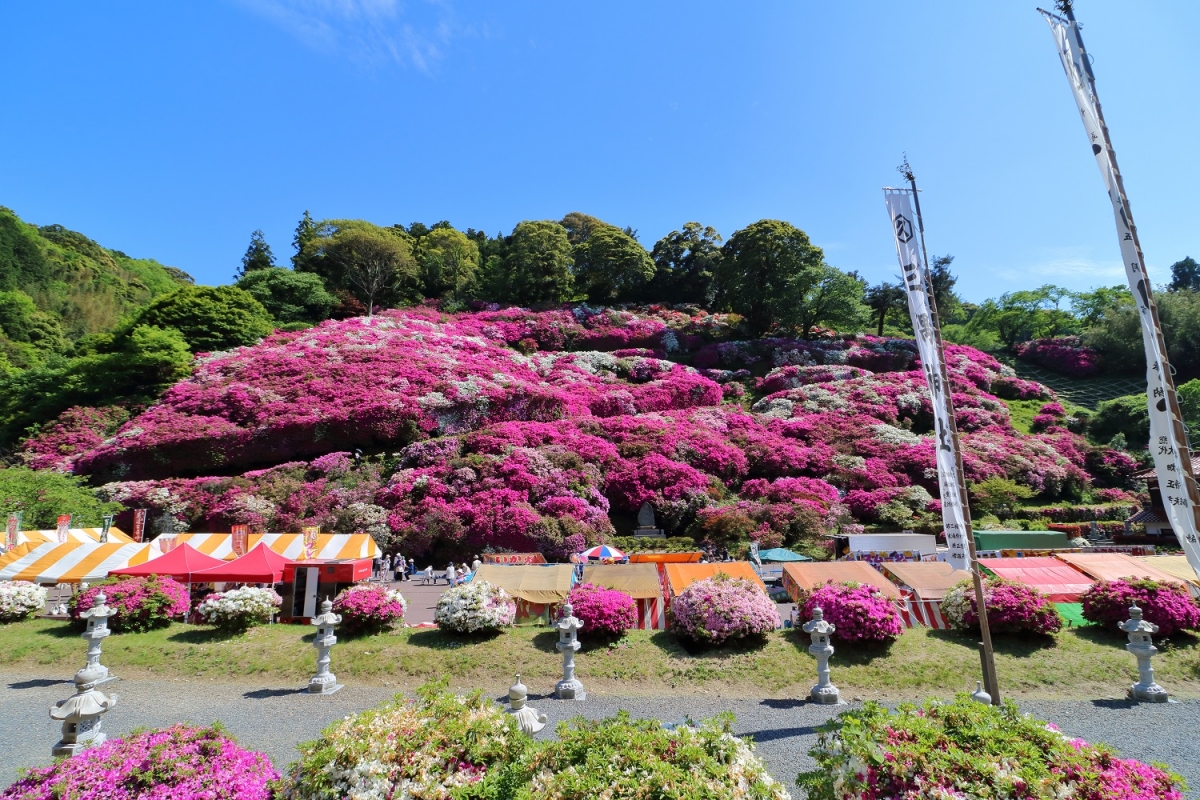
[2,673,1197,796]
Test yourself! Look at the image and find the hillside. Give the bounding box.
[14,306,1139,558]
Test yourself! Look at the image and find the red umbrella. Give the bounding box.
[109,543,225,583]
[189,543,292,584]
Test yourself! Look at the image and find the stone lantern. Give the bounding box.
[307,598,343,695]
[79,590,115,684]
[554,602,585,700]
[507,674,548,734]
[50,663,118,756]
[1118,602,1169,702]
[802,606,841,704]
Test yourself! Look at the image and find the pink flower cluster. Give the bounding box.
[19,405,131,472]
[956,578,1062,635]
[566,582,637,639]
[1081,578,1200,637]
[669,573,779,645]
[1015,336,1104,378]
[69,575,189,633]
[801,581,903,643]
[0,724,277,800]
[332,583,406,634]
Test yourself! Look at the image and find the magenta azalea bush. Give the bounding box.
[0,724,277,800]
[669,573,779,646]
[801,581,903,644]
[567,582,637,640]
[69,575,190,633]
[941,577,1062,635]
[1081,578,1200,637]
[331,583,406,635]
[1015,336,1104,378]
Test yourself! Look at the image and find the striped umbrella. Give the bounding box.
[580,545,626,561]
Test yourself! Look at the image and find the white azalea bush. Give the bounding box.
[0,581,47,622]
[434,579,516,634]
[196,587,281,631]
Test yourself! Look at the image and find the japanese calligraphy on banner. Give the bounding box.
[1041,10,1200,579]
[481,553,547,565]
[5,513,20,549]
[100,514,113,543]
[56,514,71,544]
[159,536,178,553]
[883,189,969,571]
[301,526,319,560]
[132,509,147,543]
[231,524,249,557]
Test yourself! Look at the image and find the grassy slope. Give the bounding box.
[5,619,1198,700]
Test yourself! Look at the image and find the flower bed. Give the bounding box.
[1015,336,1104,378]
[0,581,46,622]
[276,683,530,799]
[434,579,516,633]
[527,710,790,800]
[0,724,277,800]
[566,582,636,639]
[800,581,902,644]
[941,577,1062,635]
[1082,578,1200,637]
[668,573,779,646]
[69,575,189,633]
[331,583,406,635]
[798,695,1184,799]
[196,586,281,631]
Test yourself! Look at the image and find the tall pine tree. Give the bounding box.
[238,230,275,278]
[292,211,319,270]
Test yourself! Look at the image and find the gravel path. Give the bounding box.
[3,673,1196,797]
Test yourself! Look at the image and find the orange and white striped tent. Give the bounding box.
[0,541,158,585]
[153,533,379,561]
[18,527,133,545]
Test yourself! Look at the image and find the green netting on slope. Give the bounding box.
[1055,602,1091,627]
[997,355,1145,410]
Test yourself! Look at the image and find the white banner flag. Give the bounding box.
[883,189,970,571]
[1042,10,1200,578]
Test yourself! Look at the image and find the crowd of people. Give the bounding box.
[371,554,483,585]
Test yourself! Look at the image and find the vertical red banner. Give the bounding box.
[231,524,249,557]
[56,514,71,543]
[132,509,147,543]
[5,514,19,549]
[301,526,319,560]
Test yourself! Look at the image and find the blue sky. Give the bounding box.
[1,1,1196,301]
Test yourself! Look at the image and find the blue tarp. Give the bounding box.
[757,548,811,562]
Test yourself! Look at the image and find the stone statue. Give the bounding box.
[637,502,656,528]
[506,674,547,734]
[307,598,344,695]
[1119,602,1169,702]
[802,607,842,704]
[78,591,116,684]
[555,602,586,700]
[50,663,117,756]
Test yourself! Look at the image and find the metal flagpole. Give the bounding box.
[902,161,1001,704]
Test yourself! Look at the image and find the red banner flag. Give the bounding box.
[301,526,319,560]
[231,524,249,557]
[5,513,19,549]
[56,514,71,543]
[132,509,147,543]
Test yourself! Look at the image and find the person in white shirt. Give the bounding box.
[472,555,482,573]
[446,563,457,586]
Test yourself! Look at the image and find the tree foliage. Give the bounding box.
[238,229,276,278]
[1168,256,1200,292]
[865,281,906,336]
[0,467,123,528]
[646,222,722,305]
[1086,289,1200,379]
[501,220,574,306]
[131,286,275,353]
[297,220,418,315]
[416,226,480,302]
[235,267,335,324]
[572,225,655,303]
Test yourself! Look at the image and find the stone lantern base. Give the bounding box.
[809,684,842,705]
[307,676,343,695]
[1129,682,1169,703]
[555,677,585,700]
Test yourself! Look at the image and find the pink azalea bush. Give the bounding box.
[18,405,131,472]
[566,582,637,640]
[1015,336,1104,378]
[1081,578,1200,637]
[69,575,189,633]
[669,573,779,646]
[331,583,407,635]
[801,581,903,644]
[941,577,1062,635]
[0,724,277,800]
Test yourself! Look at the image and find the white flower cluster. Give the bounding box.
[434,579,516,633]
[940,583,973,630]
[871,423,923,447]
[197,587,281,629]
[0,581,47,622]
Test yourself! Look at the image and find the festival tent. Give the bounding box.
[780,561,900,603]
[978,556,1095,603]
[109,543,226,582]
[189,543,292,584]
[627,552,702,564]
[18,527,133,545]
[1053,552,1184,585]
[154,533,378,561]
[582,563,666,630]
[881,562,968,601]
[0,541,157,584]
[0,542,36,565]
[757,548,811,562]
[663,562,766,597]
[472,564,576,622]
[1138,556,1200,595]
[973,531,1070,552]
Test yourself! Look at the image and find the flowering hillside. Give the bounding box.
[20,305,1133,558]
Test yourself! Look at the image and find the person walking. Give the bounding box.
[398,554,409,582]
[408,558,416,582]
[472,555,482,574]
[445,562,457,586]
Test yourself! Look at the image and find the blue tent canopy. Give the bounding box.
[757,548,811,562]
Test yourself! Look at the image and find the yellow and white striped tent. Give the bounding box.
[18,527,133,545]
[153,533,379,561]
[0,541,158,585]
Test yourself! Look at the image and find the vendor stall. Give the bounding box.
[279,559,373,622]
[1138,555,1200,596]
[978,556,1094,602]
[471,564,575,622]
[974,530,1071,552]
[627,551,702,564]
[881,561,967,601]
[153,533,378,561]
[0,541,157,585]
[109,543,224,582]
[780,561,901,603]
[832,533,937,562]
[189,543,292,584]
[18,527,132,545]
[663,562,766,596]
[1054,552,1183,585]
[582,563,666,630]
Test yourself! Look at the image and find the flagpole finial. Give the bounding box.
[1054,0,1074,16]
[896,154,915,183]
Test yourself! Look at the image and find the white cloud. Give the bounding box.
[995,247,1126,283]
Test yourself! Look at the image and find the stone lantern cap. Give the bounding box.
[80,592,114,621]
[508,674,528,710]
[311,597,341,627]
[1119,601,1159,635]
[50,665,117,721]
[803,606,836,636]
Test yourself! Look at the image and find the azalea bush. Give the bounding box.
[527,710,791,800]
[196,586,281,631]
[331,583,406,635]
[0,581,46,622]
[434,579,516,634]
[669,573,779,646]
[941,577,1062,636]
[801,581,903,644]
[275,682,530,800]
[797,695,1184,800]
[0,723,277,800]
[566,582,637,640]
[1015,336,1104,378]
[1081,578,1200,637]
[69,575,189,633]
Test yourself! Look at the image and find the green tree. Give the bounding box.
[969,477,1035,518]
[646,222,723,305]
[559,212,608,246]
[0,467,123,528]
[928,255,961,319]
[235,267,335,324]
[786,264,869,338]
[131,286,275,352]
[417,226,480,302]
[238,229,276,278]
[297,220,418,316]
[1168,256,1200,292]
[0,290,68,354]
[963,285,1080,350]
[292,211,319,270]
[865,281,906,336]
[1071,285,1131,327]
[502,221,574,306]
[1086,289,1200,379]
[1090,393,1151,449]
[572,226,655,303]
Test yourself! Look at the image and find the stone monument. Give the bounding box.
[802,606,842,704]
[554,602,586,700]
[1119,602,1169,702]
[506,674,548,734]
[307,598,344,695]
[633,502,665,538]
[79,591,116,685]
[970,680,992,705]
[50,663,118,756]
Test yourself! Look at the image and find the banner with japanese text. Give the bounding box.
[231,524,249,557]
[301,526,319,560]
[132,509,147,543]
[5,513,20,549]
[56,514,71,544]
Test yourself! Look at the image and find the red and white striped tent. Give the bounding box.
[880,562,967,630]
[153,533,378,561]
[582,563,666,630]
[897,598,951,629]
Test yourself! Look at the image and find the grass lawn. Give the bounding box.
[4,618,1199,699]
